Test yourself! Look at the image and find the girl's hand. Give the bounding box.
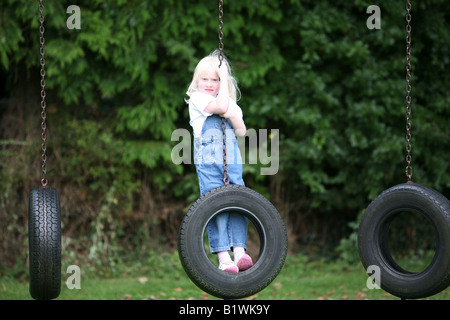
[217,64,229,79]
[220,106,234,119]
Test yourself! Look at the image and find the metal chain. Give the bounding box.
[218,0,224,67]
[39,0,48,187]
[218,0,229,185]
[405,0,413,182]
[222,119,230,185]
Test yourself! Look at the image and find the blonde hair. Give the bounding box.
[185,50,240,103]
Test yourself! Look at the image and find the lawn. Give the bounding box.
[0,253,448,300]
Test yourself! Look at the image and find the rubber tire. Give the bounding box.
[358,183,450,299]
[28,186,61,300]
[178,184,287,299]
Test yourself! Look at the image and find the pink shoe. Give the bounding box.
[236,254,253,271]
[219,261,239,273]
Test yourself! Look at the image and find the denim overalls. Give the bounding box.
[194,114,248,253]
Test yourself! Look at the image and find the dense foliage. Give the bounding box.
[1,0,448,274]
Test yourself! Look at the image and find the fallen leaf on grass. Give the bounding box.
[317,290,337,300]
[200,292,210,300]
[355,291,367,299]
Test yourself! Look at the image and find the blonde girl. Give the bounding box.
[186,50,252,273]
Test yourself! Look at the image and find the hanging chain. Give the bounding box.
[39,0,48,187]
[222,119,230,185]
[405,0,413,183]
[218,0,229,185]
[218,0,224,67]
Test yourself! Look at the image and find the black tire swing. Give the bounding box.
[28,0,62,300]
[177,0,287,300]
[178,185,287,299]
[358,1,449,300]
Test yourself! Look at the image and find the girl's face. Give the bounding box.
[197,70,220,96]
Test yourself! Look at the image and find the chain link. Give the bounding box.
[405,0,413,182]
[222,118,230,185]
[218,0,224,67]
[218,0,229,185]
[39,0,48,187]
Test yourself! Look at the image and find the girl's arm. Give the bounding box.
[204,65,230,115]
[204,65,246,136]
[221,103,246,137]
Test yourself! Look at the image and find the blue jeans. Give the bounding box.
[194,115,247,253]
[206,212,248,253]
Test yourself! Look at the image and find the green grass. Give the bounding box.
[0,254,448,300]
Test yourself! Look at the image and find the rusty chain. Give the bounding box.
[405,0,413,182]
[218,0,229,185]
[221,118,230,185]
[39,0,48,187]
[218,0,224,67]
